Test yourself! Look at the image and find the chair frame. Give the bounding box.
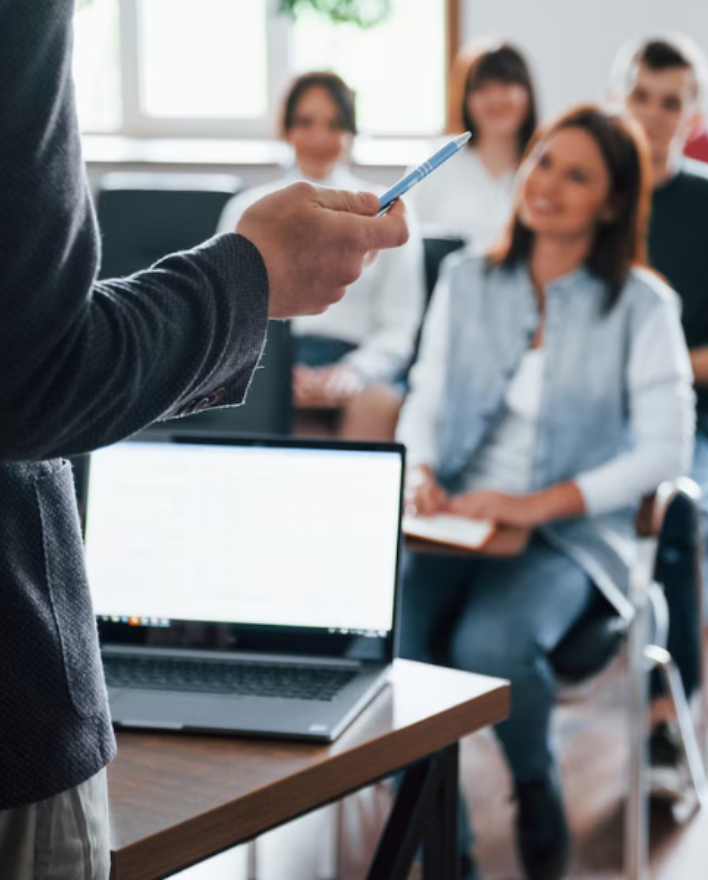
[624,478,708,880]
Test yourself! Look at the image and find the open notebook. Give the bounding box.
[402,514,496,551]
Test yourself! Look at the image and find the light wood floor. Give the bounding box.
[175,654,708,880]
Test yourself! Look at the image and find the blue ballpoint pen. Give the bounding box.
[377,132,471,216]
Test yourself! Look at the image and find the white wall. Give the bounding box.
[461,0,708,118]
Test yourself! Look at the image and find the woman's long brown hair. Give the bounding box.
[447,41,538,159]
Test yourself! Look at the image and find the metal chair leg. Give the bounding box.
[646,645,708,814]
[625,585,651,880]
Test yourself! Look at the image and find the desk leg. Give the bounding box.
[366,742,459,880]
[246,839,258,880]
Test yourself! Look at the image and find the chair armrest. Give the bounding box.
[649,478,702,537]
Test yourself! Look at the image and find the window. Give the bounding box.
[73,0,453,138]
[138,0,268,119]
[291,0,446,135]
[73,0,122,131]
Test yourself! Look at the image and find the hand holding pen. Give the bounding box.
[377,132,471,216]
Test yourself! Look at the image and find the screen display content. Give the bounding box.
[85,440,403,645]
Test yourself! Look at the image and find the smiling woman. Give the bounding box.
[408,41,539,247]
[397,103,694,878]
[216,70,426,441]
[496,106,651,306]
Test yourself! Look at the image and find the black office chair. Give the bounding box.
[422,236,466,304]
[95,172,243,279]
[400,237,466,380]
[550,479,708,880]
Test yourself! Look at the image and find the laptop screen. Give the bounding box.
[85,437,404,659]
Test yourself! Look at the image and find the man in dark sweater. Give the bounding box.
[612,35,708,799]
[0,1,408,876]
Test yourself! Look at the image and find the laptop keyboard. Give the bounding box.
[103,655,357,702]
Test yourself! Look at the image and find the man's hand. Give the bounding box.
[404,464,449,517]
[293,364,365,408]
[236,183,409,319]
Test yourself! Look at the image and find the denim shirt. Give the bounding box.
[427,254,694,618]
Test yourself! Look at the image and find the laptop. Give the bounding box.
[83,434,404,742]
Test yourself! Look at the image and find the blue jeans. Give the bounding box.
[400,535,594,784]
[296,334,358,369]
[296,334,408,393]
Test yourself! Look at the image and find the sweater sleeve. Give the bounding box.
[0,0,269,461]
[574,290,695,515]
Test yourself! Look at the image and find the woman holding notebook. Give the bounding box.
[397,106,694,880]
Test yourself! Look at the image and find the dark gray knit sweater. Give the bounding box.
[0,0,269,810]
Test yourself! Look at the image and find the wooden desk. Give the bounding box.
[108,660,509,880]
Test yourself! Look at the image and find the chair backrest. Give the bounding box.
[422,237,466,304]
[403,237,467,378]
[549,480,702,684]
[650,480,703,698]
[96,172,242,279]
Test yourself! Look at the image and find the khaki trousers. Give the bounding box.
[0,769,109,880]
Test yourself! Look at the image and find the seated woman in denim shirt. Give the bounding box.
[397,106,695,880]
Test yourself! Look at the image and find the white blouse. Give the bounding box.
[464,348,545,494]
[218,166,425,383]
[407,146,516,250]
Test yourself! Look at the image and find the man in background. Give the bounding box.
[611,33,708,801]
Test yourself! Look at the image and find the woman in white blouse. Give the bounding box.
[398,107,694,880]
[219,72,424,440]
[410,41,539,250]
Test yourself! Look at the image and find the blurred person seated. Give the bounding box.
[408,40,538,250]
[397,107,694,880]
[610,34,708,795]
[218,72,424,441]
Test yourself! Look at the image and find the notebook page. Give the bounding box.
[403,514,494,550]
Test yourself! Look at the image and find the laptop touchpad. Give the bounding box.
[110,690,244,726]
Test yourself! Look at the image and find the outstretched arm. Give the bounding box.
[0,1,408,461]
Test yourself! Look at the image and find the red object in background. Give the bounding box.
[685,121,708,163]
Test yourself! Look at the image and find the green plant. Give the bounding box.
[76,0,391,28]
[278,0,391,28]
